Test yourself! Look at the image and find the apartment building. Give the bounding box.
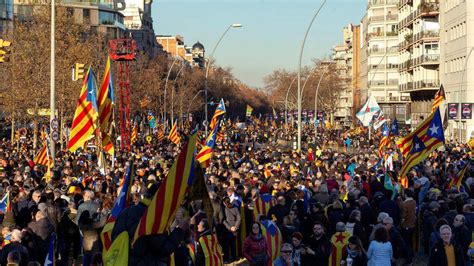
[440,0,474,141]
[367,0,410,122]
[399,0,440,127]
[121,0,156,57]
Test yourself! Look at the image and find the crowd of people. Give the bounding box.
[0,120,472,266]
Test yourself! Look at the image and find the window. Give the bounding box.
[83,9,90,23]
[99,11,115,25]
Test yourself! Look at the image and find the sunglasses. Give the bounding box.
[282,250,292,254]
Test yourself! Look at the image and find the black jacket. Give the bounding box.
[452,225,472,261]
[0,241,29,266]
[302,234,331,266]
[195,230,212,266]
[428,240,465,266]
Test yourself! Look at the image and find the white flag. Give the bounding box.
[356,96,381,127]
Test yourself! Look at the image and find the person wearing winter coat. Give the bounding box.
[452,214,472,264]
[243,222,269,266]
[340,236,368,266]
[24,210,53,263]
[429,224,465,266]
[222,196,241,263]
[0,229,29,266]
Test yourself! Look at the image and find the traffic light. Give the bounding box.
[74,63,85,81]
[0,39,11,63]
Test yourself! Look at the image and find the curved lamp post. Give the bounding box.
[297,0,326,151]
[314,68,329,140]
[458,47,474,142]
[164,56,180,125]
[285,76,297,126]
[171,62,187,122]
[204,23,242,135]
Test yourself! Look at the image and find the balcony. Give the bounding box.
[370,15,385,22]
[387,46,399,53]
[387,79,398,85]
[398,0,413,8]
[368,31,385,39]
[413,30,439,42]
[369,47,385,54]
[420,54,440,64]
[369,80,386,86]
[418,1,440,15]
[386,31,398,37]
[369,0,385,7]
[414,79,440,89]
[386,13,398,21]
[369,64,386,70]
[386,0,398,5]
[386,63,399,69]
[399,82,414,92]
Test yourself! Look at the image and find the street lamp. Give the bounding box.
[50,0,56,159]
[171,61,187,121]
[204,23,242,136]
[297,0,326,151]
[314,68,329,140]
[458,47,474,143]
[164,56,180,126]
[285,76,297,127]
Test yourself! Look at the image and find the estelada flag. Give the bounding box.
[101,163,133,251]
[209,99,226,131]
[133,132,196,244]
[399,108,445,178]
[329,231,351,266]
[68,67,99,152]
[0,192,12,213]
[261,220,282,265]
[397,107,444,158]
[252,194,275,221]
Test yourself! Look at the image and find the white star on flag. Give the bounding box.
[414,143,420,151]
[429,124,439,135]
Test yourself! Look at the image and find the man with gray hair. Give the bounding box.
[383,216,408,263]
[76,190,104,266]
[369,212,389,241]
[0,229,29,265]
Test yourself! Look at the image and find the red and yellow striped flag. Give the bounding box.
[252,194,275,221]
[198,234,223,266]
[157,130,165,142]
[168,121,181,145]
[131,125,138,144]
[68,67,99,152]
[449,163,468,189]
[98,57,114,133]
[34,144,52,167]
[102,134,114,155]
[133,132,196,244]
[432,85,445,113]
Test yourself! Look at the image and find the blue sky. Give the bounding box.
[152,0,367,88]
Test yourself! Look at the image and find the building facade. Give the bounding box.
[333,24,359,127]
[440,0,474,141]
[367,0,410,122]
[13,0,126,39]
[399,0,440,127]
[156,35,205,68]
[0,0,12,33]
[121,0,156,57]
